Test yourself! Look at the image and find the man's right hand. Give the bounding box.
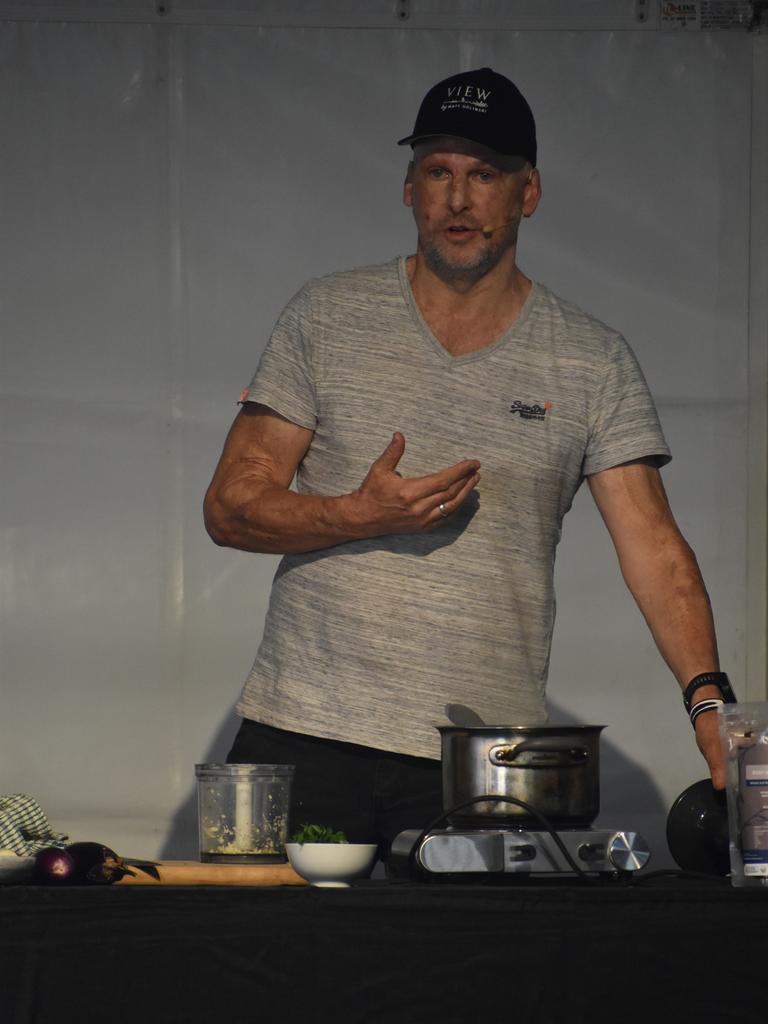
[348,432,481,535]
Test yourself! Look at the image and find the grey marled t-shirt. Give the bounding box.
[235,257,670,760]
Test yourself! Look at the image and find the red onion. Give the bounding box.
[34,846,76,885]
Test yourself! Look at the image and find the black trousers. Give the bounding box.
[226,718,443,860]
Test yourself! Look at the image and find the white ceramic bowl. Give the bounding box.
[285,842,377,887]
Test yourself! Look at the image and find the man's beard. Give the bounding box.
[419,220,520,288]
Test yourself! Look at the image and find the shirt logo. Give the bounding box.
[509,400,552,421]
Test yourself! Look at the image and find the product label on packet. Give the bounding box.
[743,824,768,868]
[745,765,768,784]
[740,749,768,871]
[744,860,768,875]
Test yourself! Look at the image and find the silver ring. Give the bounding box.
[438,503,449,518]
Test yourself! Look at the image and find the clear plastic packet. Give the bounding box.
[719,702,768,887]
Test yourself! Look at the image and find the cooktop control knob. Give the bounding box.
[606,831,651,872]
[577,842,606,864]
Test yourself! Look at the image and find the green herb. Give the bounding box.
[290,823,348,844]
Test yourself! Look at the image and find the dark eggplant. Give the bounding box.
[65,841,131,884]
[34,846,76,884]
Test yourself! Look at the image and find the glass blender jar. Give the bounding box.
[195,763,295,863]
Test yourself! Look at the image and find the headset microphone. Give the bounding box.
[481,221,514,239]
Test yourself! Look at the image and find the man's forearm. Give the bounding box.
[623,528,732,788]
[620,531,719,687]
[204,477,364,555]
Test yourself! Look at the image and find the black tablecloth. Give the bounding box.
[2,875,767,1023]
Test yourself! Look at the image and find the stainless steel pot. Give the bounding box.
[438,725,605,826]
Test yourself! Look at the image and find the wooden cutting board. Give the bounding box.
[115,860,307,886]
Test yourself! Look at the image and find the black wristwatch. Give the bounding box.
[682,671,737,711]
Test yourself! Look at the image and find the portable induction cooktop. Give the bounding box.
[389,824,651,879]
[388,793,651,881]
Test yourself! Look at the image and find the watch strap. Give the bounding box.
[683,672,736,711]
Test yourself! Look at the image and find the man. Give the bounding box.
[204,68,732,854]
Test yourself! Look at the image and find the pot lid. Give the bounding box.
[666,778,730,876]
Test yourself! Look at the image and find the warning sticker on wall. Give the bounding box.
[660,0,753,30]
[660,2,701,29]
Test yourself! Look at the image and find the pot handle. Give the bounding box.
[489,742,590,767]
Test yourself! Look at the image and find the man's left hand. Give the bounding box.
[694,711,726,790]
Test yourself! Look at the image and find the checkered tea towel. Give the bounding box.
[0,795,69,855]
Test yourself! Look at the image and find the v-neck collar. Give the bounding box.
[397,255,538,367]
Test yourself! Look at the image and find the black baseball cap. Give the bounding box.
[397,67,537,167]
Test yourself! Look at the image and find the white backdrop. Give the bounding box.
[1,1,766,867]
